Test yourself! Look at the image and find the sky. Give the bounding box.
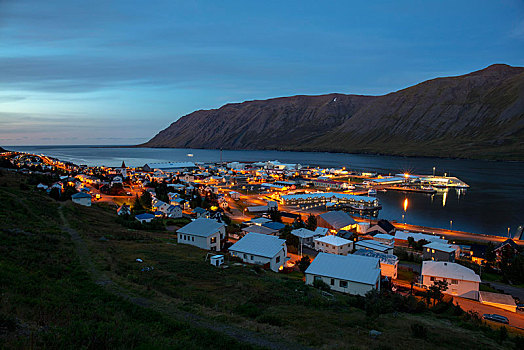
[1,0,523,145]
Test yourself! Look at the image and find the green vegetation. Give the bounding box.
[2,170,524,349]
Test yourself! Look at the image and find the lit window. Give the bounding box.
[451,279,458,285]
[432,249,435,253]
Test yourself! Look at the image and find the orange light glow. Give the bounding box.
[278,265,284,271]
[403,198,409,212]
[404,173,409,178]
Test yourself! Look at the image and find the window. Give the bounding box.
[451,279,458,285]
[330,278,334,285]
[427,248,430,252]
[250,255,254,260]
[210,237,216,244]
[192,237,194,242]
[339,280,348,288]
[431,249,435,253]
[276,256,280,263]
[430,277,435,281]
[314,276,322,282]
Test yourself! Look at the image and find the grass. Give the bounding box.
[0,171,256,349]
[2,170,524,349]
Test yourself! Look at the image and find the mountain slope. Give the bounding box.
[142,64,524,160]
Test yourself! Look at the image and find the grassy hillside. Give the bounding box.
[1,170,523,349]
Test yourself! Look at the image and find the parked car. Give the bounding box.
[483,314,509,324]
[517,304,524,312]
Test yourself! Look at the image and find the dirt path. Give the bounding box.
[58,204,308,350]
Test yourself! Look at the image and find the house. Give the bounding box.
[314,235,353,256]
[317,211,357,233]
[36,183,48,190]
[353,249,398,279]
[135,213,155,223]
[210,254,225,267]
[494,239,520,260]
[117,204,131,216]
[165,204,182,218]
[366,219,395,235]
[421,261,480,297]
[242,225,278,236]
[355,239,393,255]
[371,233,395,246]
[304,253,381,296]
[229,232,287,272]
[247,217,272,226]
[314,227,329,237]
[193,207,209,218]
[262,221,286,231]
[423,242,457,262]
[177,218,226,251]
[394,230,447,246]
[291,228,317,246]
[71,192,92,207]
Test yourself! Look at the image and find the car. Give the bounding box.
[517,303,524,312]
[483,314,509,324]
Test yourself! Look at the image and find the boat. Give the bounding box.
[368,188,377,196]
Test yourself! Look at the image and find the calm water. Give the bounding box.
[9,145,524,237]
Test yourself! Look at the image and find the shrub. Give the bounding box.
[256,314,283,326]
[410,323,428,339]
[313,279,331,292]
[234,303,262,318]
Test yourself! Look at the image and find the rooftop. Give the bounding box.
[305,253,380,285]
[229,232,286,258]
[315,235,352,246]
[422,261,480,282]
[177,218,225,237]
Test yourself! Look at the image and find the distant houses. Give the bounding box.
[314,235,353,256]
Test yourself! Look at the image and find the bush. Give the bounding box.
[234,303,262,318]
[256,314,283,326]
[410,323,428,339]
[313,279,331,292]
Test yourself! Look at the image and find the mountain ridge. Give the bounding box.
[142,64,524,160]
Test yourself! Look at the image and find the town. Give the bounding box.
[1,150,524,348]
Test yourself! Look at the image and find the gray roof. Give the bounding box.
[353,249,398,265]
[305,253,380,285]
[318,211,356,230]
[422,261,480,282]
[72,192,91,199]
[242,225,277,235]
[423,242,456,253]
[291,228,317,239]
[355,239,392,252]
[177,218,225,237]
[229,232,286,258]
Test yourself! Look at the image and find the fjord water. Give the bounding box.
[10,145,524,238]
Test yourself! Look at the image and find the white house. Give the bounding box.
[314,235,353,255]
[228,232,287,272]
[291,228,317,246]
[305,253,381,296]
[135,213,155,223]
[355,239,394,255]
[353,249,398,279]
[71,192,92,207]
[421,261,480,297]
[177,218,226,251]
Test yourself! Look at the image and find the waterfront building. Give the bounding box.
[280,192,379,209]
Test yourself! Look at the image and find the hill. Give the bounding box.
[142,64,524,160]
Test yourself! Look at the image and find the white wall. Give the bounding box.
[314,241,352,255]
[178,226,225,251]
[305,273,379,296]
[231,245,287,272]
[422,275,479,297]
[380,262,397,279]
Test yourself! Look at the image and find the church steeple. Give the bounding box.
[121,160,126,168]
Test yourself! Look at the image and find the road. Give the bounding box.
[453,296,524,330]
[483,281,524,302]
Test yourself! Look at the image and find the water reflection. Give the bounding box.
[442,190,447,207]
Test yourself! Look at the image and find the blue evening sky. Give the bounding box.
[1,0,523,145]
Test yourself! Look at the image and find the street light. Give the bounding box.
[450,220,453,231]
[508,227,510,237]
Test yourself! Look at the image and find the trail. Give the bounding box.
[58,204,308,350]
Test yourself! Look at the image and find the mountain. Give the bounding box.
[142,64,524,160]
[0,146,6,152]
